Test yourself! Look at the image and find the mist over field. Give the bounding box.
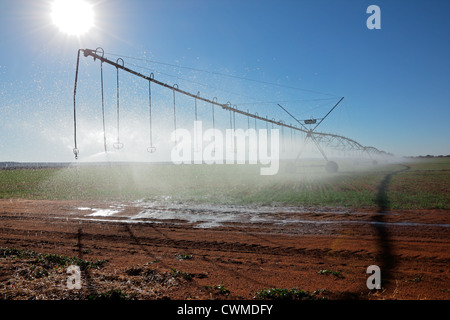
[1,157,447,211]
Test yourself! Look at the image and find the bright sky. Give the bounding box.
[0,0,449,162]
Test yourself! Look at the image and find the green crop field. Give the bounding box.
[0,157,449,210]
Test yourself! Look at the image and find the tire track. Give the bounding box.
[0,222,448,265]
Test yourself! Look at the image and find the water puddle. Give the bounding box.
[67,201,449,229]
[87,208,121,217]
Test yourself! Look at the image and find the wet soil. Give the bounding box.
[0,199,449,300]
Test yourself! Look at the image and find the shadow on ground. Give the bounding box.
[373,164,410,285]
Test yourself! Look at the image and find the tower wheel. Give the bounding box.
[325,161,338,173]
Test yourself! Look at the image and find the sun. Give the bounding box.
[51,0,94,36]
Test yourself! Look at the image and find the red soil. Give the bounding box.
[0,199,449,300]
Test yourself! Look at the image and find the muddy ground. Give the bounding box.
[0,199,449,300]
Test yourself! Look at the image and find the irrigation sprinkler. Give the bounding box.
[147,73,156,153]
[97,47,107,153]
[72,48,390,171]
[113,58,124,150]
[172,84,178,146]
[278,99,344,172]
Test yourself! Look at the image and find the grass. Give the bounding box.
[405,275,424,283]
[0,157,448,210]
[88,289,134,300]
[171,268,193,281]
[0,247,107,270]
[176,253,193,260]
[318,269,345,278]
[204,284,230,296]
[254,287,325,300]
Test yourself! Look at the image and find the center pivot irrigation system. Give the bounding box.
[73,48,390,172]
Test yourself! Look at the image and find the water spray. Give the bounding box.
[71,48,391,171]
[147,73,156,153]
[113,58,124,150]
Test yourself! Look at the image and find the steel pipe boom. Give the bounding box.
[73,48,389,159]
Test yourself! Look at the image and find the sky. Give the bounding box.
[0,0,449,162]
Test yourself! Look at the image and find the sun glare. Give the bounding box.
[51,0,94,36]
